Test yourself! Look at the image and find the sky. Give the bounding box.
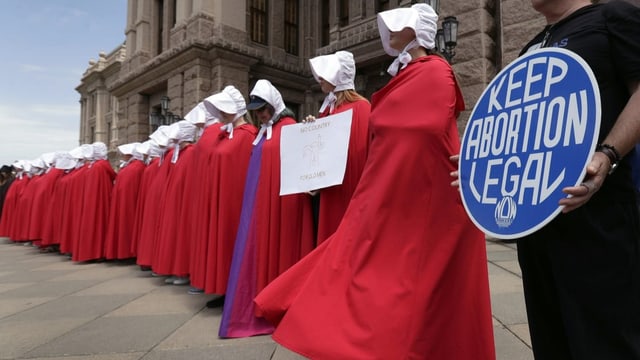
[0,0,127,167]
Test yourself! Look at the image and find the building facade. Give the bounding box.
[76,0,638,162]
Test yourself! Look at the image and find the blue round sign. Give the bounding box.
[459,47,600,239]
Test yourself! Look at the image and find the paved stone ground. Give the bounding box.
[0,238,532,359]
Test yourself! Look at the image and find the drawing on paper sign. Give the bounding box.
[303,134,324,167]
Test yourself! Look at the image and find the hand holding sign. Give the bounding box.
[458,48,601,239]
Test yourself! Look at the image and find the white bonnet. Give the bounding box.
[309,51,356,92]
[184,102,207,126]
[247,79,286,115]
[136,140,152,156]
[377,3,438,56]
[118,142,141,155]
[70,144,94,160]
[167,120,198,143]
[40,152,57,167]
[148,141,165,157]
[54,152,77,170]
[92,142,108,160]
[149,125,172,147]
[30,157,46,169]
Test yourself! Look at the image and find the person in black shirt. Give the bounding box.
[0,165,14,220]
[516,0,640,359]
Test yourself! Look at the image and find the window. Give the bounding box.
[171,0,177,27]
[321,0,329,46]
[249,0,268,45]
[284,0,298,55]
[90,126,95,143]
[156,0,164,55]
[90,93,97,116]
[339,0,349,26]
[376,0,390,12]
[107,121,112,145]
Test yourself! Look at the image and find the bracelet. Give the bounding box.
[596,143,620,174]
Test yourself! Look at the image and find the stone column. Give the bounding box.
[94,88,110,143]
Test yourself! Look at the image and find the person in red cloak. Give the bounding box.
[187,86,257,304]
[136,126,174,270]
[218,79,315,338]
[152,120,199,285]
[57,145,91,257]
[29,153,65,251]
[13,160,41,243]
[254,4,495,359]
[72,142,115,262]
[104,142,146,260]
[305,50,370,244]
[131,139,165,267]
[182,102,221,294]
[41,152,77,250]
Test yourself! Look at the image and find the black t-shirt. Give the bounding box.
[521,1,640,198]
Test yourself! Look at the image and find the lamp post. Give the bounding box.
[160,95,170,125]
[436,16,458,63]
[148,95,173,132]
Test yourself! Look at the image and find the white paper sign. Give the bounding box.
[280,109,353,195]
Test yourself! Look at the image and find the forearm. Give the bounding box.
[601,81,640,158]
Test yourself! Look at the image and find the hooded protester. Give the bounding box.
[254,4,495,359]
[188,86,257,302]
[29,152,65,248]
[307,50,371,243]
[14,158,46,242]
[218,79,315,338]
[177,99,224,294]
[136,126,174,270]
[104,142,146,260]
[72,142,116,262]
[40,152,75,249]
[50,152,82,253]
[152,120,199,285]
[58,144,94,255]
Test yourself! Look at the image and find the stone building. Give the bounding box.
[75,0,639,162]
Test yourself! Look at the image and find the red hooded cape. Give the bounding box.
[190,124,257,294]
[72,160,115,262]
[254,56,495,360]
[136,149,173,267]
[104,159,145,259]
[316,99,370,243]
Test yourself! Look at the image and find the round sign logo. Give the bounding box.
[459,47,600,239]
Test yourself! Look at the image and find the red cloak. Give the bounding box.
[41,169,70,247]
[104,159,145,260]
[130,157,160,257]
[219,118,315,338]
[72,160,115,262]
[255,56,495,359]
[316,99,370,243]
[58,166,88,255]
[194,124,257,294]
[0,176,29,239]
[186,123,224,290]
[31,168,64,244]
[136,149,173,267]
[13,175,37,241]
[152,144,197,276]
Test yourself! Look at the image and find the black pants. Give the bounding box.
[517,197,640,360]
